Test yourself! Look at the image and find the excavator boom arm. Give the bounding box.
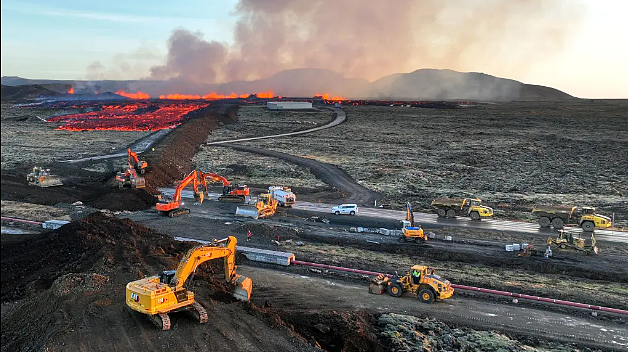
[172,238,237,288]
[172,171,200,204]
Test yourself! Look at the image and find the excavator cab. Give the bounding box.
[159,270,176,285]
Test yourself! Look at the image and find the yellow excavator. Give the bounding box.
[235,193,278,219]
[125,236,252,330]
[399,202,427,243]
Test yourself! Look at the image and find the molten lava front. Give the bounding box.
[46,102,206,131]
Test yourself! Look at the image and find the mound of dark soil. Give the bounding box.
[1,213,317,352]
[0,168,157,212]
[143,104,239,190]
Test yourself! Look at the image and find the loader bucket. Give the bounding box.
[232,275,253,301]
[235,206,259,219]
[38,176,63,187]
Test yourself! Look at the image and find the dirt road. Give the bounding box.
[159,188,628,243]
[242,265,628,351]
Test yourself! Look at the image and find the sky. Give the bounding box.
[1,0,627,98]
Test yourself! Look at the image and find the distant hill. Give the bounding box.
[1,69,574,101]
[1,84,68,101]
[370,69,574,101]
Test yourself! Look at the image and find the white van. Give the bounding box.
[331,204,358,215]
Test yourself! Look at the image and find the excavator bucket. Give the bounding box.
[232,276,253,301]
[38,175,63,187]
[235,206,259,219]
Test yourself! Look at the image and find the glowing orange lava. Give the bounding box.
[158,90,273,100]
[315,93,345,101]
[67,87,74,94]
[47,102,204,131]
[115,90,151,99]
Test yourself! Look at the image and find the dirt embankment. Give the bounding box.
[0,213,317,352]
[0,166,157,212]
[142,104,239,191]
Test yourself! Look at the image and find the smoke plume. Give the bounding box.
[149,0,584,84]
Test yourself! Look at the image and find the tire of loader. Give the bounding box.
[470,211,480,220]
[551,217,564,229]
[388,283,403,298]
[418,289,435,304]
[538,217,551,228]
[581,221,595,232]
[398,235,406,242]
[446,209,456,218]
[437,209,446,217]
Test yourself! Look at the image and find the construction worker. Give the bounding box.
[545,246,552,258]
[247,230,252,242]
[411,269,421,285]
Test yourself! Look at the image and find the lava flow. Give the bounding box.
[115,90,150,99]
[46,102,204,131]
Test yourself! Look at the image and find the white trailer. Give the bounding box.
[268,186,296,207]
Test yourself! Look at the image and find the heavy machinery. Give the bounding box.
[399,202,427,243]
[547,229,598,255]
[115,163,146,189]
[268,186,296,207]
[126,236,252,330]
[199,171,250,203]
[431,198,493,220]
[127,148,148,175]
[369,265,454,304]
[235,193,278,219]
[156,170,205,217]
[532,205,611,232]
[26,166,63,187]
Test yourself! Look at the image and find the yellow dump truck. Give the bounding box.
[431,198,493,220]
[532,205,611,232]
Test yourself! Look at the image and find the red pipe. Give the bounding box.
[291,260,390,278]
[290,259,628,316]
[1,216,43,225]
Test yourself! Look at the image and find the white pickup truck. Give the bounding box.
[268,186,296,207]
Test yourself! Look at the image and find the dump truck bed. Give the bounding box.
[531,205,576,215]
[431,198,466,207]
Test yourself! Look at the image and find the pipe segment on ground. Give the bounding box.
[290,259,628,316]
[1,216,43,225]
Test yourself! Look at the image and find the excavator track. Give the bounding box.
[187,302,209,324]
[218,195,246,203]
[149,313,171,330]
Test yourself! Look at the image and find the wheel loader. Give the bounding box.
[125,236,252,330]
[547,229,598,255]
[26,166,63,187]
[235,193,278,219]
[369,265,453,304]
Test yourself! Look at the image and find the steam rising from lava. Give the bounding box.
[149,0,583,84]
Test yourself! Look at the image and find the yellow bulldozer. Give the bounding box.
[369,265,454,304]
[235,193,278,219]
[125,236,252,330]
[547,229,598,255]
[26,166,63,187]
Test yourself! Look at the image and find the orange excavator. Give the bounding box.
[156,170,205,217]
[115,162,146,189]
[198,171,250,203]
[128,148,148,175]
